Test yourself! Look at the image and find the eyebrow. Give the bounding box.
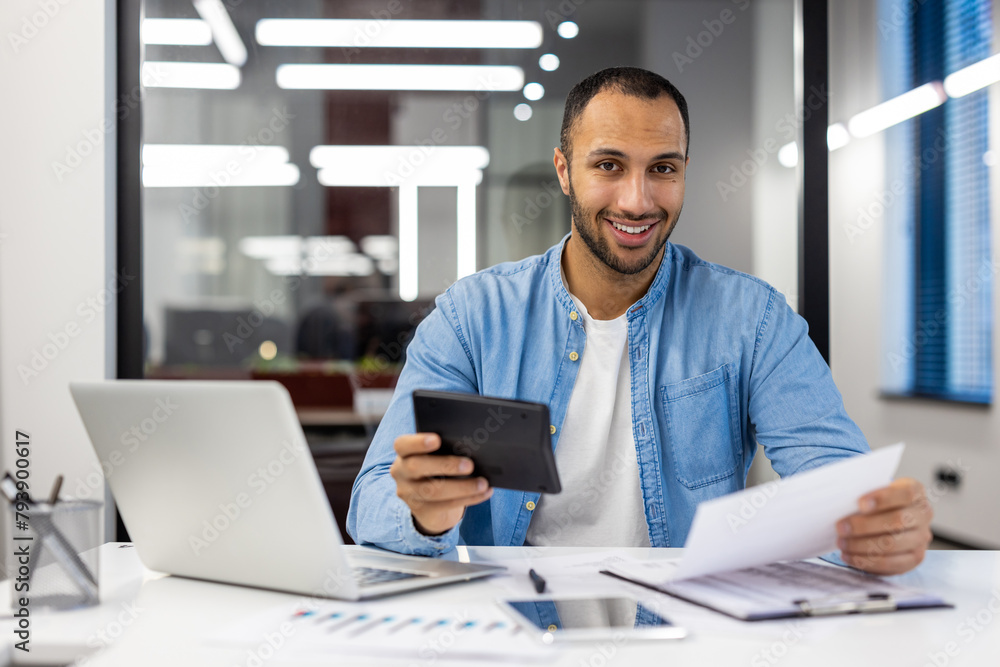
[587,148,685,162]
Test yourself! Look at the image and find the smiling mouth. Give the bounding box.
[609,220,656,235]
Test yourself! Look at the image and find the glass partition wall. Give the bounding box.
[133,0,803,536]
[138,0,801,379]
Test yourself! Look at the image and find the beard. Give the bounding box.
[568,180,679,276]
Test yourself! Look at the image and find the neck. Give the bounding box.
[562,235,664,320]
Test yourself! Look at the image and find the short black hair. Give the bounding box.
[559,66,690,160]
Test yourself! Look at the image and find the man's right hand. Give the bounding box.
[389,433,494,536]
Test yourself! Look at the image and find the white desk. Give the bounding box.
[3,544,999,666]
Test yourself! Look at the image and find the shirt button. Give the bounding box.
[569,351,579,361]
[548,624,557,632]
[526,501,536,511]
[570,311,578,321]
[549,424,556,435]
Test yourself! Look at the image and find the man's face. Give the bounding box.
[555,91,688,275]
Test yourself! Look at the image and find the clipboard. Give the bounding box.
[601,559,952,622]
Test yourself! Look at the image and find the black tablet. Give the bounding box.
[412,390,561,494]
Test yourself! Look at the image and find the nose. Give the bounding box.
[617,169,655,218]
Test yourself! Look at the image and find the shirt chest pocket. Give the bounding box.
[660,363,740,489]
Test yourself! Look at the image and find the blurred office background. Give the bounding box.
[0,0,997,556]
[134,0,799,539]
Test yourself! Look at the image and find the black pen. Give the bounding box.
[528,568,546,593]
[49,475,64,504]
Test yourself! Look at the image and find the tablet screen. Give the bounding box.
[504,597,674,630]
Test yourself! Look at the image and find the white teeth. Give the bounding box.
[612,222,651,234]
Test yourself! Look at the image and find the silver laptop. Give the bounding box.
[69,380,503,599]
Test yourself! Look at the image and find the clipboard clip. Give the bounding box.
[793,592,897,616]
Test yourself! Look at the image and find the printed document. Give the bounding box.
[675,443,905,580]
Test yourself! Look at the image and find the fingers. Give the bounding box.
[857,477,925,514]
[390,457,487,502]
[840,478,934,539]
[838,498,933,537]
[396,452,474,480]
[839,526,932,555]
[407,476,490,503]
[394,476,492,535]
[389,432,493,536]
[393,433,441,457]
[390,433,480,498]
[839,543,928,575]
[837,478,935,576]
[404,485,494,514]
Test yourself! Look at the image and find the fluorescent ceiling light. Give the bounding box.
[539,53,560,71]
[777,142,798,168]
[194,0,247,66]
[360,235,398,260]
[523,82,544,101]
[848,82,946,138]
[255,19,542,49]
[456,184,476,279]
[239,235,304,259]
[142,144,299,187]
[239,235,356,260]
[143,61,240,89]
[398,185,418,301]
[514,103,532,121]
[141,19,213,45]
[827,123,851,151]
[143,144,290,165]
[304,236,358,259]
[557,22,579,39]
[311,145,490,187]
[309,147,489,297]
[266,253,374,277]
[944,53,1000,98]
[143,164,299,187]
[276,64,524,91]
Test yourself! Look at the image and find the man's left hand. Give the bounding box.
[836,477,933,575]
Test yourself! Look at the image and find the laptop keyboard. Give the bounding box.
[354,566,430,587]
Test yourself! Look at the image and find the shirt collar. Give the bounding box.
[546,232,673,321]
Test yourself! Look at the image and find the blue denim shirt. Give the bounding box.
[347,236,869,555]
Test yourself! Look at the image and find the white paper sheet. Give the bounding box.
[674,443,905,580]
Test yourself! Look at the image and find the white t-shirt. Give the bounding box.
[525,293,651,547]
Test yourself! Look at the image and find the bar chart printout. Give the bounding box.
[210,601,553,662]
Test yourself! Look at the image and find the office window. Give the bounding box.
[881,0,993,404]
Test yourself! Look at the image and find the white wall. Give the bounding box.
[745,0,797,486]
[829,0,1000,548]
[749,0,797,307]
[641,0,757,274]
[0,0,114,571]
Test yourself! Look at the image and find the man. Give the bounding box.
[347,67,932,575]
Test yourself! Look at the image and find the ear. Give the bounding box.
[553,148,571,195]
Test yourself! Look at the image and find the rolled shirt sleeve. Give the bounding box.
[347,291,478,555]
[747,289,870,476]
